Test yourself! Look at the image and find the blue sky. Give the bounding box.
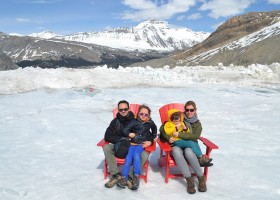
[1,0,279,35]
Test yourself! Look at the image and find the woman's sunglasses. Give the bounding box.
[138,113,149,117]
[119,108,129,112]
[185,109,195,112]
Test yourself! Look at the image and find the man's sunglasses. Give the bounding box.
[119,108,129,112]
[185,109,195,112]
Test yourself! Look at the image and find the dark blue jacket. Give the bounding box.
[104,111,135,144]
[122,117,157,144]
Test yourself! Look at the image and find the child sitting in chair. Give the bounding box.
[164,109,212,166]
[117,104,157,190]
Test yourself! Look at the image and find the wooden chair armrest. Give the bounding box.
[145,140,157,152]
[199,136,219,150]
[97,138,109,147]
[156,138,172,152]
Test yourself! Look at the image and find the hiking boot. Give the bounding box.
[116,176,127,189]
[199,156,213,167]
[198,176,207,192]
[104,172,121,188]
[127,176,133,190]
[186,177,196,194]
[132,174,140,190]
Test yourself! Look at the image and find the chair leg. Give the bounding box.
[165,158,169,183]
[104,160,108,179]
[144,161,148,183]
[203,166,209,180]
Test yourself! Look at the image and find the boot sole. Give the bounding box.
[131,186,138,190]
[200,162,214,167]
[116,183,126,189]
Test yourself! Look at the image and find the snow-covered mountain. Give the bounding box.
[1,12,279,70]
[131,11,280,67]
[52,20,209,52]
[0,31,166,70]
[28,30,61,39]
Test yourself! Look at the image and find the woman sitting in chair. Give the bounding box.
[160,101,208,194]
[164,109,212,166]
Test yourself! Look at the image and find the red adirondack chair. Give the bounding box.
[156,103,219,183]
[97,104,156,183]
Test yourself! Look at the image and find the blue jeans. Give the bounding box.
[174,140,202,157]
[122,145,144,179]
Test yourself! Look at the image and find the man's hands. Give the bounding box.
[129,132,135,138]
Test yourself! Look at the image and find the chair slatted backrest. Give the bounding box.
[113,104,140,118]
[159,103,185,124]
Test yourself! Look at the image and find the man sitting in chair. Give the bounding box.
[103,100,150,188]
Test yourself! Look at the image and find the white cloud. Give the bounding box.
[267,0,280,4]
[121,0,196,21]
[16,18,30,23]
[187,13,202,20]
[199,0,255,19]
[176,15,186,21]
[121,0,156,10]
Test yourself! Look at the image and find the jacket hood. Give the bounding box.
[167,109,184,122]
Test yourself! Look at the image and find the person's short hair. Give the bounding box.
[170,112,181,121]
[118,100,129,109]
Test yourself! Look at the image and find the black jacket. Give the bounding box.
[122,118,157,144]
[104,111,135,144]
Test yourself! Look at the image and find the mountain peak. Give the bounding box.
[134,19,185,30]
[135,19,168,28]
[28,30,60,39]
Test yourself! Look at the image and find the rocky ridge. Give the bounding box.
[174,10,280,66]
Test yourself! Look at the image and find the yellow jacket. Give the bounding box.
[163,109,190,141]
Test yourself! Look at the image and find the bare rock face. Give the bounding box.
[0,51,19,71]
[173,10,280,61]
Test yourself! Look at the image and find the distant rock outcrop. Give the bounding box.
[0,51,19,71]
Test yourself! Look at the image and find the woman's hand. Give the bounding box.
[172,131,179,137]
[169,137,175,143]
[142,141,152,148]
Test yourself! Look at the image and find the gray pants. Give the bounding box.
[103,143,149,177]
[171,146,203,178]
